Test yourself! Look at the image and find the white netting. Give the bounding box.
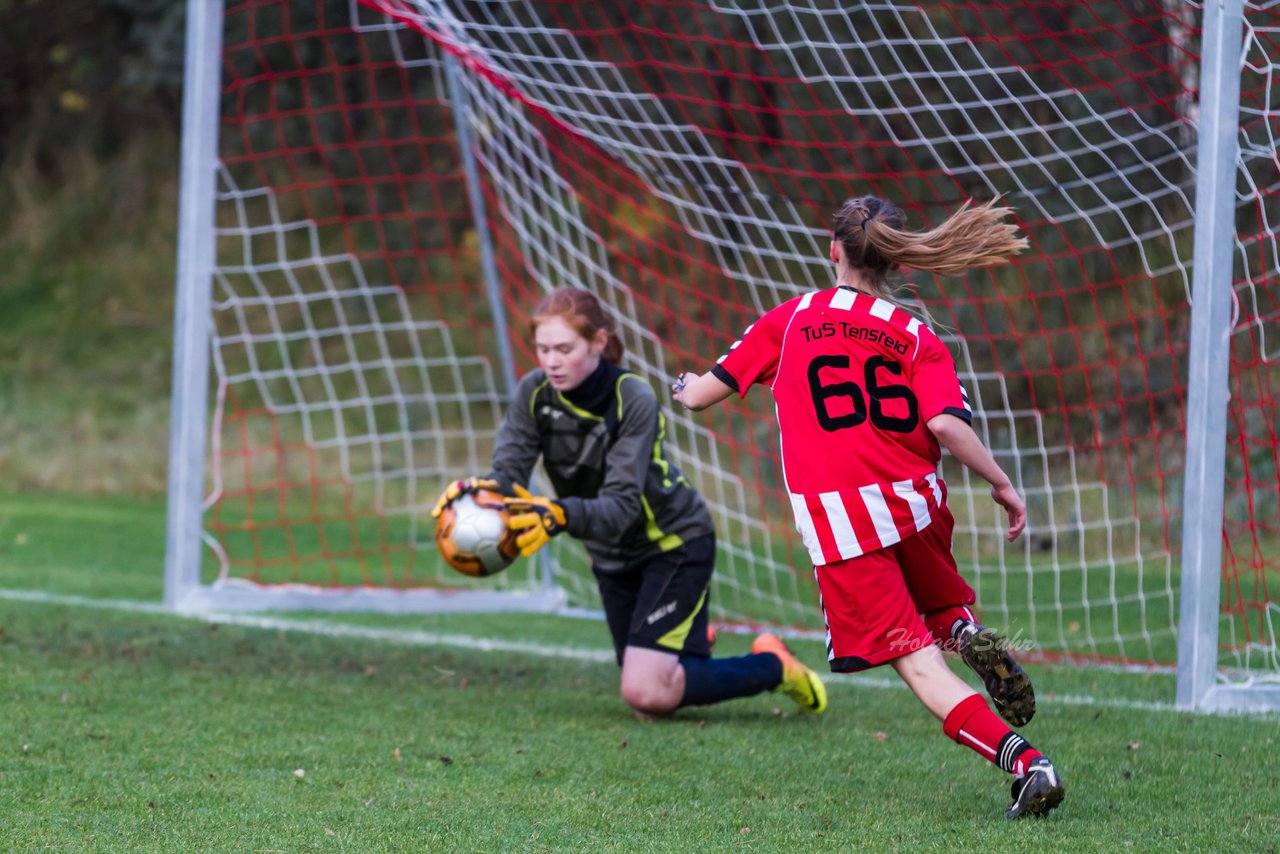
[194,0,1280,678]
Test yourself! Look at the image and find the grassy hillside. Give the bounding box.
[0,134,179,495]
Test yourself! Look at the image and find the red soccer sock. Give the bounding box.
[942,693,1043,776]
[922,605,976,648]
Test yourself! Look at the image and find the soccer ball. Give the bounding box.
[435,489,519,577]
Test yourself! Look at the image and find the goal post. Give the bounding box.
[164,0,565,614]
[1176,0,1280,713]
[164,0,223,613]
[164,0,1280,710]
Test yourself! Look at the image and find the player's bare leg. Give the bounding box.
[891,644,1064,818]
[923,606,1035,727]
[620,632,801,717]
[620,646,685,717]
[890,642,979,720]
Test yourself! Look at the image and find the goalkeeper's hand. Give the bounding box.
[430,476,501,519]
[503,484,568,557]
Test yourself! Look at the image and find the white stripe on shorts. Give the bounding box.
[859,483,900,547]
[819,490,863,560]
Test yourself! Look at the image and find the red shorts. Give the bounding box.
[815,504,975,673]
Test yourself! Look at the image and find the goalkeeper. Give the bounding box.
[432,287,826,719]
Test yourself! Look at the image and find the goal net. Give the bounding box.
[171,0,1280,685]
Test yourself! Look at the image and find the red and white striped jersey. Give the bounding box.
[711,286,972,566]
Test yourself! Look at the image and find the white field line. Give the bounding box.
[566,607,1182,677]
[0,587,1240,717]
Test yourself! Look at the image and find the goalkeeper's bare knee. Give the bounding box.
[621,682,681,716]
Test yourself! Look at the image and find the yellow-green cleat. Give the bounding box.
[752,632,828,714]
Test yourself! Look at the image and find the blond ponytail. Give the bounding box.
[833,196,1028,296]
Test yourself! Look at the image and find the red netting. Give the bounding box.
[203,0,1280,674]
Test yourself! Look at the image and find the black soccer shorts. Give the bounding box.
[593,533,716,665]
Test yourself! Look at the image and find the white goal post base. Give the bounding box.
[1187,685,1280,715]
[169,583,568,616]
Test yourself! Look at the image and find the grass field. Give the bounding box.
[1,492,1278,853]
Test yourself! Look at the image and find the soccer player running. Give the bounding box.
[432,287,827,721]
[672,197,1065,819]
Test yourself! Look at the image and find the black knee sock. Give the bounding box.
[677,653,784,708]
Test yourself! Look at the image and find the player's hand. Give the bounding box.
[672,371,700,409]
[503,484,567,557]
[430,476,500,519]
[991,482,1026,542]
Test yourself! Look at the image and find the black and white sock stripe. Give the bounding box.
[996,731,1031,774]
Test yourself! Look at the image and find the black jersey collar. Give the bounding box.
[561,358,624,417]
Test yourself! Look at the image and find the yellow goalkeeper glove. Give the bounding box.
[503,484,567,557]
[430,476,500,519]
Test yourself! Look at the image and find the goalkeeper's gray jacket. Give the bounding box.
[486,360,715,573]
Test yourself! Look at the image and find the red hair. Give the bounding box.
[530,288,624,363]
